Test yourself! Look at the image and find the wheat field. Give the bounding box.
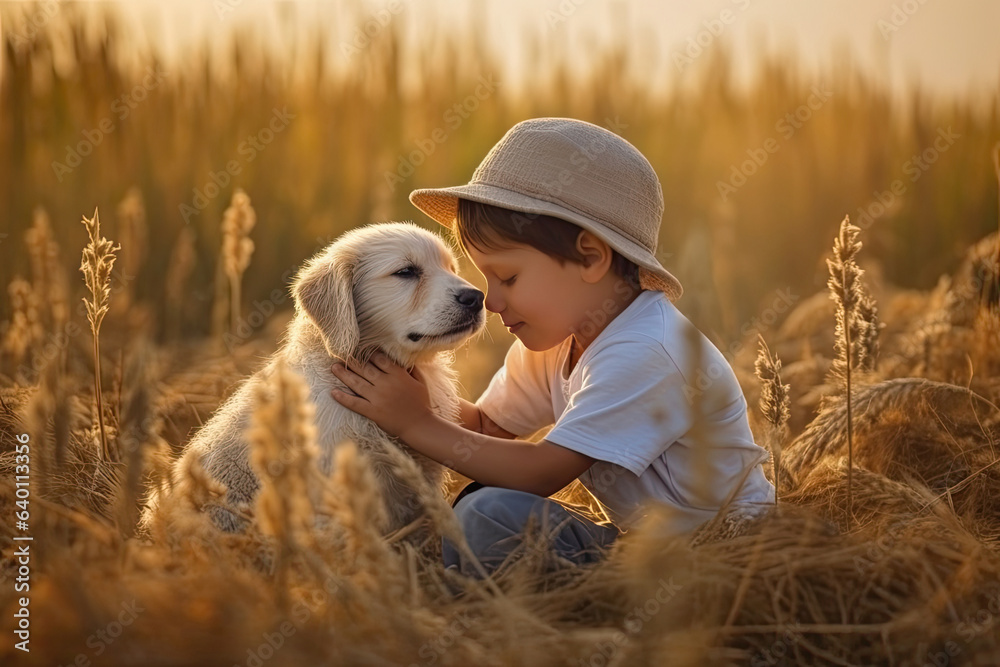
[2,3,1000,666]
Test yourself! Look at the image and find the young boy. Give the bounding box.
[330,118,775,577]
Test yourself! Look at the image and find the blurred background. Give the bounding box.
[1,0,998,396]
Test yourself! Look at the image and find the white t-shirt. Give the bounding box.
[476,289,775,533]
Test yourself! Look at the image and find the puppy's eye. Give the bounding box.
[393,266,421,278]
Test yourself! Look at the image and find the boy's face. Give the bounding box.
[464,242,592,352]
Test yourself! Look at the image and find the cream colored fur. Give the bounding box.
[144,222,485,534]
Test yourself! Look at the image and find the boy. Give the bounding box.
[330,118,775,577]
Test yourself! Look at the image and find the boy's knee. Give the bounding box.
[454,486,542,533]
[447,487,545,574]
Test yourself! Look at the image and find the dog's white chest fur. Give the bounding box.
[287,323,461,478]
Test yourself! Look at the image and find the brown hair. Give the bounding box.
[454,199,641,289]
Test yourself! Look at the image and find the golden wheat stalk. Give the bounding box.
[116,188,147,308]
[827,259,879,379]
[25,207,61,329]
[25,208,71,374]
[826,215,863,519]
[993,142,1000,312]
[114,344,156,539]
[329,441,392,561]
[80,207,120,462]
[855,292,881,373]
[754,335,790,504]
[221,189,256,335]
[2,277,43,365]
[165,227,196,340]
[248,358,321,560]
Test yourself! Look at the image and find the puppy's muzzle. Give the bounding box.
[407,288,485,342]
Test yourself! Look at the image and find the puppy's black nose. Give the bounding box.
[456,288,485,310]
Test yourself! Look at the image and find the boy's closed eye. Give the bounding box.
[499,275,517,286]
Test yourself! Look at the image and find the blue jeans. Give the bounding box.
[441,484,621,578]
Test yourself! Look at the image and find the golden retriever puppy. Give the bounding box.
[145,222,485,534]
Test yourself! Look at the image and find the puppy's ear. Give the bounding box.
[291,247,360,361]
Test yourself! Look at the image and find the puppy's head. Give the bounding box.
[292,222,485,366]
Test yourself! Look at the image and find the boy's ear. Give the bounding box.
[291,245,360,361]
[576,230,613,281]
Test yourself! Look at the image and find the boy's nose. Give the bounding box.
[483,290,503,314]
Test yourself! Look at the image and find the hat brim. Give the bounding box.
[410,183,683,302]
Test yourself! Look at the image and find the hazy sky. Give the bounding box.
[8,0,1000,99]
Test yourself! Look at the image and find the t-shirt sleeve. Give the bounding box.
[475,340,556,437]
[543,337,695,476]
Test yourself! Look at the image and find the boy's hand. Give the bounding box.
[330,352,434,441]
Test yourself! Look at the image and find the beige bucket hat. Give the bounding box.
[409,118,683,302]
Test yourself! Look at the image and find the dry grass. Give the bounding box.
[115,188,147,312]
[0,278,42,368]
[24,207,70,336]
[754,334,790,504]
[1,8,1000,660]
[826,216,865,517]
[248,358,322,553]
[219,189,257,338]
[994,142,1000,312]
[79,207,120,462]
[1,220,999,665]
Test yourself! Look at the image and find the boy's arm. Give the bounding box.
[457,398,518,439]
[399,413,594,497]
[330,353,580,494]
